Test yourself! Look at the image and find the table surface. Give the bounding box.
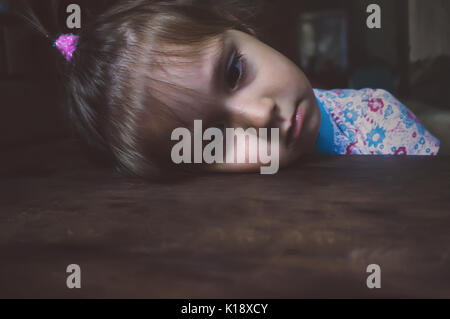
[1,139,449,298]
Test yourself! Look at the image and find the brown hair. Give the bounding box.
[66,0,256,181]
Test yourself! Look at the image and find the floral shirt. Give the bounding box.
[314,88,440,156]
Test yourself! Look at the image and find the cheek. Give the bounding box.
[253,62,303,104]
[276,60,308,94]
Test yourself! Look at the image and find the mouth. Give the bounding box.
[286,104,305,147]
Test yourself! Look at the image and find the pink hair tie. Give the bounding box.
[54,34,79,62]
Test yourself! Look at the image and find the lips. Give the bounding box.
[287,105,304,146]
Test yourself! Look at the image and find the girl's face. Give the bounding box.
[157,30,321,173]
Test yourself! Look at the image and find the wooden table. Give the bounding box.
[1,139,449,298]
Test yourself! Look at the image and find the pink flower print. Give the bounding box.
[394,147,407,156]
[368,98,385,113]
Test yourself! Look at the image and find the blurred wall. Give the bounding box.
[409,0,450,61]
[349,0,401,68]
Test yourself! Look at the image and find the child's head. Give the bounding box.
[67,0,321,179]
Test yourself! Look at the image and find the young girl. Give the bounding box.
[36,0,440,179]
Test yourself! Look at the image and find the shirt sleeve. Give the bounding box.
[358,89,440,156]
[314,88,441,156]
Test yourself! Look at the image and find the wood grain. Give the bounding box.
[1,139,449,298]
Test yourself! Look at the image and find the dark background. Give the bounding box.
[0,0,449,152]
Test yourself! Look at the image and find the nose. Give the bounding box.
[229,97,281,129]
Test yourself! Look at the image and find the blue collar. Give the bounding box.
[315,97,336,154]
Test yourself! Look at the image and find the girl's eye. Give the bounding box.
[226,51,244,90]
